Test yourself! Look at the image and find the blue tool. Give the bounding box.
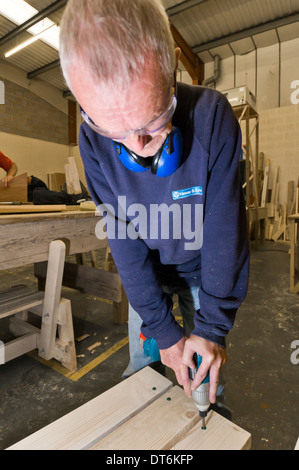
[139,333,161,362]
[189,353,210,430]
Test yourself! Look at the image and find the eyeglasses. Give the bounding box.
[80,93,177,141]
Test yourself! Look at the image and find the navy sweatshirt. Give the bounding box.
[79,82,250,349]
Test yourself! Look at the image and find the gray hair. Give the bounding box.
[59,0,175,92]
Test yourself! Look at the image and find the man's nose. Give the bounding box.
[126,133,152,153]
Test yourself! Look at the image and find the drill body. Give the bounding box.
[189,353,210,429]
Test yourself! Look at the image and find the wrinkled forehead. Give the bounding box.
[69,56,172,125]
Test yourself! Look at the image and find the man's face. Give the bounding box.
[70,60,174,158]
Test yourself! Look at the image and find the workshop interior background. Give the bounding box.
[0,0,298,451]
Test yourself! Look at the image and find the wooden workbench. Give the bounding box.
[0,208,106,270]
[0,208,127,368]
[7,367,251,450]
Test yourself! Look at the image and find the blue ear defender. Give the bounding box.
[113,126,183,177]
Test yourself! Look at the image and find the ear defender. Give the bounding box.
[113,126,183,177]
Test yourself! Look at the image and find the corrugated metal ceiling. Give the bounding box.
[0,0,299,95]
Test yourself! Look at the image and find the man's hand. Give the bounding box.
[1,175,14,187]
[180,334,227,403]
[159,334,227,403]
[159,336,189,390]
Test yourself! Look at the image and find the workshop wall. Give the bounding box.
[181,36,299,206]
[242,104,299,204]
[0,63,86,187]
[0,131,86,187]
[201,37,299,111]
[0,78,68,145]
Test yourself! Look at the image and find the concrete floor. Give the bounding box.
[0,242,298,450]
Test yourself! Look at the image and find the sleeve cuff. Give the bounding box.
[192,325,227,348]
[142,319,185,350]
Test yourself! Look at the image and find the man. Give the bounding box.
[0,150,18,187]
[59,0,249,404]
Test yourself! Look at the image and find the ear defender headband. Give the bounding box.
[113,126,183,177]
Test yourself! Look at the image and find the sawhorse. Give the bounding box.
[0,240,76,371]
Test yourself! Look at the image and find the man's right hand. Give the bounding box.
[159,336,189,390]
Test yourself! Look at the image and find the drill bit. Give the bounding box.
[200,411,207,430]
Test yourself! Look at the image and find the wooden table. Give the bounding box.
[7,367,251,450]
[288,213,299,293]
[0,208,126,368]
[0,209,106,270]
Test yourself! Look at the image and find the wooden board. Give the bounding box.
[34,261,122,303]
[7,367,251,451]
[172,410,251,450]
[0,204,67,214]
[0,209,94,224]
[7,367,173,450]
[0,173,28,202]
[0,290,44,320]
[91,386,200,450]
[261,158,270,207]
[65,157,81,194]
[80,201,97,211]
[0,211,106,271]
[47,172,66,192]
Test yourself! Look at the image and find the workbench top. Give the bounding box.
[0,207,105,270]
[0,207,100,225]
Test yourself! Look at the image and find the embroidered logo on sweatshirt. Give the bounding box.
[172,186,203,200]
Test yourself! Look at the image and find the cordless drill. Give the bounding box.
[189,353,210,430]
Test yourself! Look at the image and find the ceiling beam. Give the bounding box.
[170,24,204,84]
[167,0,209,17]
[193,12,299,53]
[0,0,67,47]
[27,59,60,79]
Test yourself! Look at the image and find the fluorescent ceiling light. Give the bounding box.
[0,0,60,52]
[5,24,56,57]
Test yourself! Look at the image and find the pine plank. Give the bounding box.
[0,285,33,303]
[271,165,279,207]
[4,333,38,362]
[47,173,66,192]
[0,173,28,203]
[261,158,270,207]
[7,367,173,450]
[0,204,67,214]
[172,409,251,450]
[65,157,81,194]
[38,240,66,360]
[91,386,200,450]
[0,213,106,270]
[0,291,44,320]
[34,261,122,303]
